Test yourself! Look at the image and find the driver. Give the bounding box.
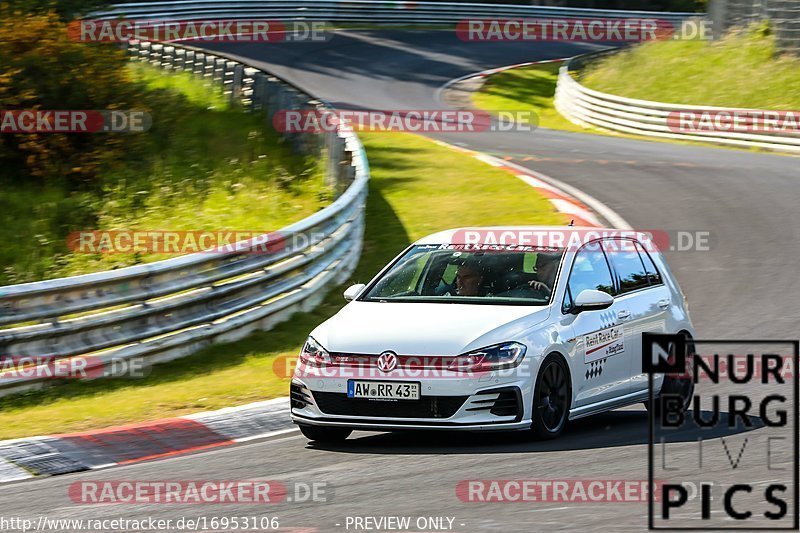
[528,252,560,295]
[455,258,485,296]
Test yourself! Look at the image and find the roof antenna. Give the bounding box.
[568,219,574,226]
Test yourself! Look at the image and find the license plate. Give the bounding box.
[347,380,420,400]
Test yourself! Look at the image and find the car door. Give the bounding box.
[603,239,672,395]
[563,242,631,407]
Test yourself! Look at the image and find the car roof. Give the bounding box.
[413,226,627,245]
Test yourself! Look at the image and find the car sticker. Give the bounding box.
[584,325,625,363]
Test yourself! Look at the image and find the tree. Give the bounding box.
[0,9,145,185]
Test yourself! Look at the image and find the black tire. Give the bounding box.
[530,354,571,439]
[298,424,352,443]
[644,333,695,415]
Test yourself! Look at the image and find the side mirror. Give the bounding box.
[343,283,366,302]
[573,289,614,313]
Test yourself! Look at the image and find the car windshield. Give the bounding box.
[361,244,565,305]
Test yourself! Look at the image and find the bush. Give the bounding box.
[2,0,109,21]
[0,9,147,187]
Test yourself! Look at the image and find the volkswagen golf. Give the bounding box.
[290,226,695,442]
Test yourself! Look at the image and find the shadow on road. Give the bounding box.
[308,410,764,454]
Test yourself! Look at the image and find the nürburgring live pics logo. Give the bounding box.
[643,333,799,530]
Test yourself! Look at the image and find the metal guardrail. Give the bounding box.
[0,40,369,396]
[93,0,696,23]
[555,50,800,154]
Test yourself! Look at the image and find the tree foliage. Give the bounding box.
[0,9,146,185]
[2,0,110,21]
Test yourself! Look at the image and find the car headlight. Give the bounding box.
[299,336,333,367]
[448,342,527,372]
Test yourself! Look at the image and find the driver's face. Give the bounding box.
[456,265,483,296]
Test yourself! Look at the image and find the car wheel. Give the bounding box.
[644,334,695,415]
[531,354,571,439]
[298,424,352,443]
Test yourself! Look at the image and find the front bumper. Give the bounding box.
[290,378,532,431]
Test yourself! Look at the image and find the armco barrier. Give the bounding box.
[0,40,368,397]
[555,50,800,154]
[93,0,694,24]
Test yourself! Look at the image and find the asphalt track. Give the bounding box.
[2,31,798,532]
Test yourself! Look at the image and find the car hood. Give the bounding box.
[311,301,551,356]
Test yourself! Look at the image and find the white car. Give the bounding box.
[291,226,695,442]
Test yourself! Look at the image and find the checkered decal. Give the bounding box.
[585,358,608,380]
[598,310,617,329]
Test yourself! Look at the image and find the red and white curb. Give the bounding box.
[0,398,292,483]
[430,138,630,229]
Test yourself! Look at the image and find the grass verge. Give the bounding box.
[581,26,800,109]
[0,132,565,440]
[0,63,329,284]
[471,62,584,133]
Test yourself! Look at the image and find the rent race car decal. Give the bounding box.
[584,326,624,363]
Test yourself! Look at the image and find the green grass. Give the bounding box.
[472,62,584,133]
[0,131,565,440]
[0,63,329,284]
[581,27,800,109]
[471,27,800,152]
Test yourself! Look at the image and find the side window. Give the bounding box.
[604,240,649,294]
[635,242,663,286]
[566,244,615,305]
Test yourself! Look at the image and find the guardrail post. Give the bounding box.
[193,52,205,76]
[213,58,226,86]
[264,78,281,117]
[127,40,141,60]
[139,41,152,63]
[230,64,245,105]
[174,48,185,71]
[250,71,266,111]
[183,50,195,72]
[204,55,215,79]
[163,46,175,70]
[150,43,163,67]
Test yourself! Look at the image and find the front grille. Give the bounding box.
[328,352,454,370]
[312,391,468,419]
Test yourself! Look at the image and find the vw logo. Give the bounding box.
[376,351,398,373]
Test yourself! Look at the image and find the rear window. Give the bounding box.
[604,240,649,294]
[635,241,663,286]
